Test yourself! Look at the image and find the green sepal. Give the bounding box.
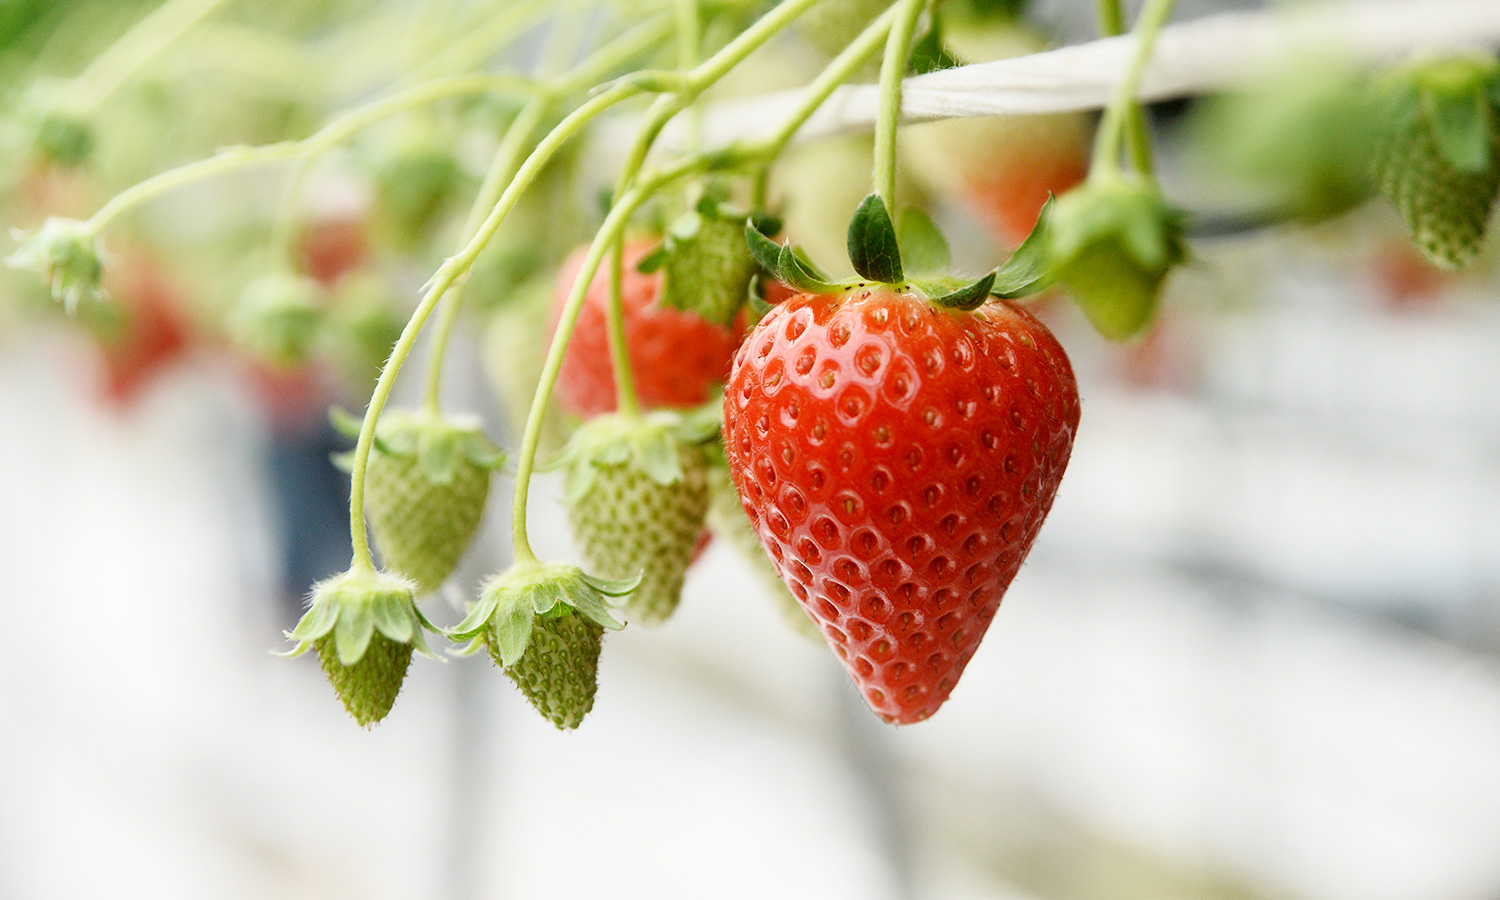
[453,560,627,663]
[745,221,841,295]
[329,406,364,439]
[908,21,961,76]
[927,271,996,311]
[334,604,376,666]
[990,195,1057,298]
[417,426,461,485]
[580,571,644,597]
[492,592,537,667]
[279,567,426,663]
[230,272,325,368]
[847,194,904,285]
[6,217,105,313]
[897,207,952,277]
[1425,85,1493,173]
[551,408,708,503]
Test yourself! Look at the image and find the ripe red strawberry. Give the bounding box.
[85,252,193,407]
[723,288,1079,724]
[551,241,744,419]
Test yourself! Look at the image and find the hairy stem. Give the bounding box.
[872,0,924,210]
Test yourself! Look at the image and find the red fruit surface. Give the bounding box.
[551,241,745,419]
[94,255,193,407]
[300,215,367,288]
[723,288,1079,724]
[965,151,1089,248]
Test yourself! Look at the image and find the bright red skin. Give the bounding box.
[551,241,745,419]
[724,288,1079,724]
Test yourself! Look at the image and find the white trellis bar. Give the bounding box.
[669,0,1500,148]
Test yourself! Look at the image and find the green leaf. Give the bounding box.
[418,429,460,485]
[634,430,683,485]
[745,220,786,272]
[635,242,670,274]
[451,591,498,638]
[847,194,903,284]
[493,595,536,667]
[329,407,363,438]
[568,585,626,630]
[908,24,961,76]
[369,592,414,643]
[897,208,951,276]
[1424,86,1493,173]
[929,272,996,311]
[582,571,644,597]
[287,597,341,642]
[991,196,1056,297]
[334,606,376,666]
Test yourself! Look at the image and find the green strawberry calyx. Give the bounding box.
[1045,173,1187,341]
[745,192,1052,313]
[6,217,105,313]
[279,567,439,665]
[449,559,632,665]
[547,408,718,506]
[1385,53,1500,175]
[331,407,507,483]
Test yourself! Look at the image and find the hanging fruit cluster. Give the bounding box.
[5,0,1498,728]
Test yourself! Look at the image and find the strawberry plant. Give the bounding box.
[4,0,1495,732]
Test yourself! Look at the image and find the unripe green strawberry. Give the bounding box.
[369,138,468,251]
[704,446,820,640]
[19,80,94,168]
[556,411,713,625]
[315,631,413,726]
[639,188,759,326]
[335,409,506,594]
[1373,55,1500,270]
[281,567,437,726]
[230,272,325,368]
[487,608,604,730]
[1047,174,1186,341]
[452,560,629,730]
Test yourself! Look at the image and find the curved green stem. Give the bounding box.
[1091,0,1175,181]
[347,82,643,569]
[74,0,228,112]
[83,73,537,237]
[423,97,552,414]
[420,17,675,414]
[872,0,925,209]
[676,0,704,151]
[604,235,643,418]
[508,154,728,562]
[752,1,901,205]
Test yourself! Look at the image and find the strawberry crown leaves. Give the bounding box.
[450,560,630,666]
[329,408,507,482]
[1395,53,1500,174]
[5,217,105,313]
[279,568,438,665]
[548,409,717,504]
[847,193,904,284]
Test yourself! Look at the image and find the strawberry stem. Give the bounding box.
[83,72,540,237]
[604,236,645,418]
[72,0,228,114]
[345,80,647,572]
[872,0,925,212]
[1090,0,1175,182]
